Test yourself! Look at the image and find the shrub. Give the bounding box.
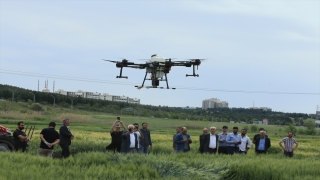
[30,103,43,111]
[250,125,258,132]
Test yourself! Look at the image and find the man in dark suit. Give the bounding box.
[59,119,74,158]
[199,128,208,153]
[204,126,219,154]
[255,130,271,154]
[121,124,138,154]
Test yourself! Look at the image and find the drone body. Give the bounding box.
[103,54,203,89]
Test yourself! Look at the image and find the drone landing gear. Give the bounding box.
[186,64,199,77]
[135,72,176,89]
[116,67,128,79]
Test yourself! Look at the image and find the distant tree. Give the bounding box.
[27,99,33,105]
[250,125,258,132]
[304,120,316,135]
[285,124,297,134]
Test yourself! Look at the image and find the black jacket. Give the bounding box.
[59,125,73,145]
[204,134,219,153]
[199,134,206,153]
[254,137,271,151]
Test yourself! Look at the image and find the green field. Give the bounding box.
[1,101,320,180]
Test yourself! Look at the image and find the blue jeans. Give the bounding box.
[139,145,149,154]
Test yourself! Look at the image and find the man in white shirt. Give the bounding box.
[204,126,219,154]
[238,128,252,154]
[133,123,144,153]
[121,124,138,154]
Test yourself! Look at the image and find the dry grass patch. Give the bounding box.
[0,111,43,120]
[54,113,95,123]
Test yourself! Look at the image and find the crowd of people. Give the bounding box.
[11,118,298,158]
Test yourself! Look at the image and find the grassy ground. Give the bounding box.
[1,101,320,180]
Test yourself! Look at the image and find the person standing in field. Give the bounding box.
[218,126,229,155]
[106,117,126,153]
[255,130,271,154]
[121,124,138,154]
[59,119,74,158]
[139,122,152,154]
[226,127,241,155]
[13,121,30,152]
[133,123,143,153]
[238,128,252,155]
[175,127,192,152]
[279,132,298,157]
[199,128,208,153]
[38,122,60,158]
[173,127,181,153]
[252,128,268,145]
[203,126,219,154]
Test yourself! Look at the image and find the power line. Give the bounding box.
[1,69,320,95]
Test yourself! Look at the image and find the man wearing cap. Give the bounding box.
[38,122,60,158]
[106,118,126,153]
[226,127,241,155]
[59,118,74,158]
[218,126,229,154]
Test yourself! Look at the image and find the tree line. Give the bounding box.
[0,84,312,126]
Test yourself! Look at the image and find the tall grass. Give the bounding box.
[1,102,320,179]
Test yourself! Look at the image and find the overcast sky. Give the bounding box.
[0,0,319,114]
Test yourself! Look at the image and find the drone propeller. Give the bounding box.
[186,58,206,61]
[102,59,118,63]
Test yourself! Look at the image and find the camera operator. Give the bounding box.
[106,117,126,153]
[121,124,138,154]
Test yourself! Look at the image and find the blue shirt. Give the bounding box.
[226,133,241,147]
[258,138,265,150]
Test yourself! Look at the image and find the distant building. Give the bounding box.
[316,111,320,115]
[202,98,228,109]
[262,119,268,125]
[54,89,140,104]
[247,107,272,111]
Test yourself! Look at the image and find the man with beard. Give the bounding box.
[139,122,152,154]
[226,127,241,155]
[238,129,252,154]
[13,121,30,152]
[279,132,298,157]
[199,128,208,153]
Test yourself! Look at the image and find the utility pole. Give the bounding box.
[51,95,55,107]
[8,89,14,101]
[29,92,35,103]
[68,97,73,109]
